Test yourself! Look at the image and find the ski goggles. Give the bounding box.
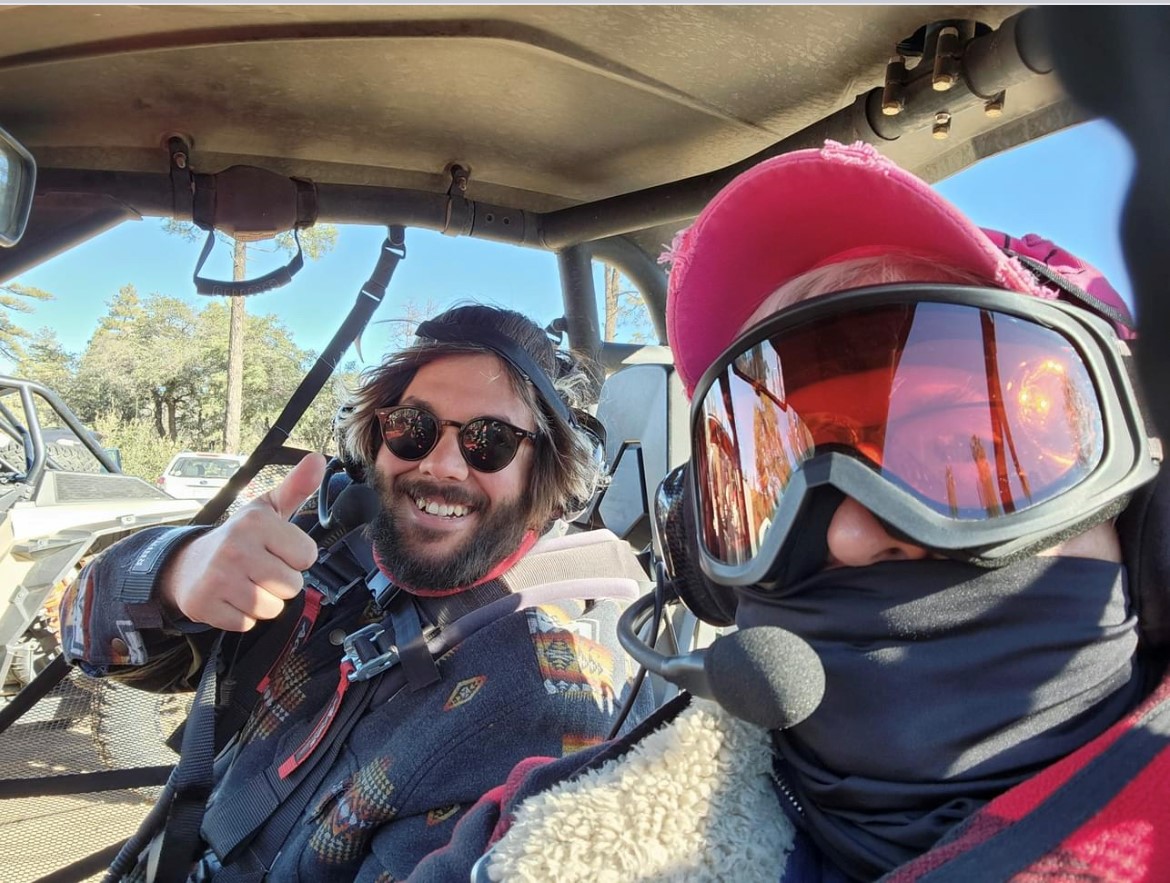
[375,406,537,473]
[689,284,1159,586]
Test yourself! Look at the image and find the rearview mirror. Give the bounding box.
[0,125,36,248]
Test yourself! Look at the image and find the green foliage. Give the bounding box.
[13,263,391,469]
[73,285,203,435]
[160,218,202,243]
[273,226,339,261]
[92,412,185,483]
[13,327,77,397]
[0,282,55,362]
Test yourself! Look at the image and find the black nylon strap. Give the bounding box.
[214,592,310,751]
[1006,248,1137,332]
[195,230,404,527]
[415,319,574,425]
[203,575,638,876]
[0,653,69,735]
[0,766,172,799]
[416,579,510,628]
[389,594,441,691]
[914,695,1170,881]
[118,525,212,605]
[154,632,223,883]
[304,532,370,605]
[241,677,375,873]
[192,228,306,297]
[202,674,377,869]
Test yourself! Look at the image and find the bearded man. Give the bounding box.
[59,304,650,882]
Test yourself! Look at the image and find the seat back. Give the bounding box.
[585,353,688,555]
[584,353,728,707]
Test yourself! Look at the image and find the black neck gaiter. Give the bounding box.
[735,556,1145,881]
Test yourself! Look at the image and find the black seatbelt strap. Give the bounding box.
[168,522,371,755]
[110,526,374,881]
[303,528,372,605]
[388,592,440,690]
[196,229,405,526]
[207,671,377,881]
[201,577,641,876]
[1004,246,1137,332]
[152,632,223,883]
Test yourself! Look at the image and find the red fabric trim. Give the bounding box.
[257,587,323,694]
[372,530,538,597]
[986,677,1170,824]
[278,660,354,779]
[1039,744,1170,880]
[886,674,1170,881]
[487,756,558,847]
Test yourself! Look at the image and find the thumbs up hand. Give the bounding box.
[160,453,327,632]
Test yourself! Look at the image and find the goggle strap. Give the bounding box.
[1007,249,1137,334]
[1115,342,1162,458]
[962,492,1134,568]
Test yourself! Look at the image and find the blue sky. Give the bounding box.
[9,119,1135,366]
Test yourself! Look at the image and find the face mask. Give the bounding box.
[735,556,1144,880]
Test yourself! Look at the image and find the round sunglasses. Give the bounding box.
[375,406,538,473]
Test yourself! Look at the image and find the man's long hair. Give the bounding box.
[339,304,599,532]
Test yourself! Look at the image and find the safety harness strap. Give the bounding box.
[203,572,643,875]
[152,631,223,883]
[145,529,645,880]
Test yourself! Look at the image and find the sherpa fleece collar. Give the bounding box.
[485,697,796,882]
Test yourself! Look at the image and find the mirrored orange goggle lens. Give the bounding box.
[694,302,1105,566]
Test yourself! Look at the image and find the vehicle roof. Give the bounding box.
[0,4,1077,315]
[1,6,1061,201]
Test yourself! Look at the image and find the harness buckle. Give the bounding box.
[340,622,399,682]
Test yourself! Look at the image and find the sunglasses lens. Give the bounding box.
[461,418,520,472]
[382,407,438,460]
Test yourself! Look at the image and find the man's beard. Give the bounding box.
[366,471,532,592]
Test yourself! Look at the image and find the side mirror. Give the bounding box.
[0,125,36,248]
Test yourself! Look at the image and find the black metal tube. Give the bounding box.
[964,8,1053,98]
[34,840,129,883]
[870,10,1051,140]
[25,10,1056,259]
[556,244,602,366]
[541,8,1055,246]
[589,236,668,344]
[0,203,134,284]
[0,653,67,734]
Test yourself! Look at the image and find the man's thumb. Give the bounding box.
[267,453,328,521]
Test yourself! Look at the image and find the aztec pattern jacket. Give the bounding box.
[59,510,653,882]
[407,668,1170,883]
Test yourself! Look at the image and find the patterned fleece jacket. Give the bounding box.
[58,512,654,882]
[407,664,1170,883]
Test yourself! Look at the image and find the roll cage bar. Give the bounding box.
[0,9,1056,374]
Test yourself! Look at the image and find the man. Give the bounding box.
[409,142,1170,882]
[58,303,651,881]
